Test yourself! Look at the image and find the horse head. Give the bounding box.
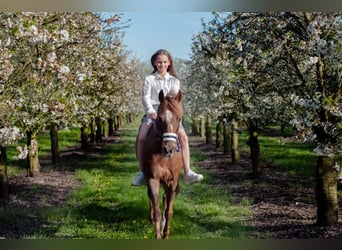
[158,90,183,158]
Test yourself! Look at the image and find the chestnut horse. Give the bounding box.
[141,90,183,239]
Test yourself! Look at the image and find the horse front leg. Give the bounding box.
[149,199,154,225]
[162,185,178,239]
[161,193,167,236]
[147,178,162,239]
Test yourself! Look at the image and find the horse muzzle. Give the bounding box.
[162,133,178,158]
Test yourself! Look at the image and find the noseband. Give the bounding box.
[162,132,178,143]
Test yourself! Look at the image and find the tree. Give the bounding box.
[1,13,82,176]
[0,14,25,197]
[0,125,23,199]
[190,12,342,226]
[0,12,141,176]
[262,12,342,226]
[189,13,285,168]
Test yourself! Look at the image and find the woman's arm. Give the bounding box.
[142,77,155,115]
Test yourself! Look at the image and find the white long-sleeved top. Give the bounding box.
[142,72,180,115]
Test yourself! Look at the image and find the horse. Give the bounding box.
[141,89,184,239]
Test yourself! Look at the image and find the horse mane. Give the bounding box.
[160,95,183,118]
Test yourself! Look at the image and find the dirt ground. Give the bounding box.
[190,136,342,239]
[1,133,342,239]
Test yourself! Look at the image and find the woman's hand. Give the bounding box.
[150,112,158,120]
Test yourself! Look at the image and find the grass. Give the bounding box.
[2,119,253,239]
[61,120,253,239]
[237,126,342,197]
[6,128,81,176]
[2,119,342,239]
[237,127,342,177]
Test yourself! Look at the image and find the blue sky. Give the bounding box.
[120,12,214,61]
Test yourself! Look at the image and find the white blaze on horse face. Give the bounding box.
[165,109,173,131]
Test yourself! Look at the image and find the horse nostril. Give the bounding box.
[163,145,174,158]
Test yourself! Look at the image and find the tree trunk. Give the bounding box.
[199,116,205,138]
[103,119,109,138]
[0,146,9,200]
[121,114,125,127]
[316,155,338,226]
[126,113,130,124]
[247,123,263,175]
[90,119,95,144]
[280,123,286,136]
[231,119,240,163]
[117,114,121,128]
[118,113,124,128]
[114,114,119,131]
[81,124,89,151]
[50,122,59,165]
[191,114,199,136]
[27,131,40,177]
[128,113,133,124]
[95,117,102,142]
[216,119,223,149]
[223,123,231,155]
[205,114,213,144]
[108,118,114,136]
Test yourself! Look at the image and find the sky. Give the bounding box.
[120,12,214,62]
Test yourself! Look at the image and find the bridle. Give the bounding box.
[152,117,181,155]
[162,132,178,143]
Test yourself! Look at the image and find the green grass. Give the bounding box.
[3,120,342,239]
[60,120,253,239]
[6,128,81,176]
[237,127,342,196]
[2,119,253,239]
[238,129,323,177]
[259,136,317,176]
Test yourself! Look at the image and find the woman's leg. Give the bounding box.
[177,128,203,185]
[177,128,190,172]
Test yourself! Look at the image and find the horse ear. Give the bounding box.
[175,90,182,102]
[159,90,165,102]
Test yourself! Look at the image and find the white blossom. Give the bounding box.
[308,56,318,64]
[0,126,23,146]
[15,145,28,160]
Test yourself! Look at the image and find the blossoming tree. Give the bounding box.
[0,12,141,199]
[189,12,342,226]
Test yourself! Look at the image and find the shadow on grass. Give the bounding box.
[52,135,137,174]
[170,205,253,239]
[70,199,149,225]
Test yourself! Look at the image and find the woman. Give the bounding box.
[132,49,203,186]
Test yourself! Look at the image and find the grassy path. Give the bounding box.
[2,118,342,239]
[0,119,253,239]
[62,120,252,239]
